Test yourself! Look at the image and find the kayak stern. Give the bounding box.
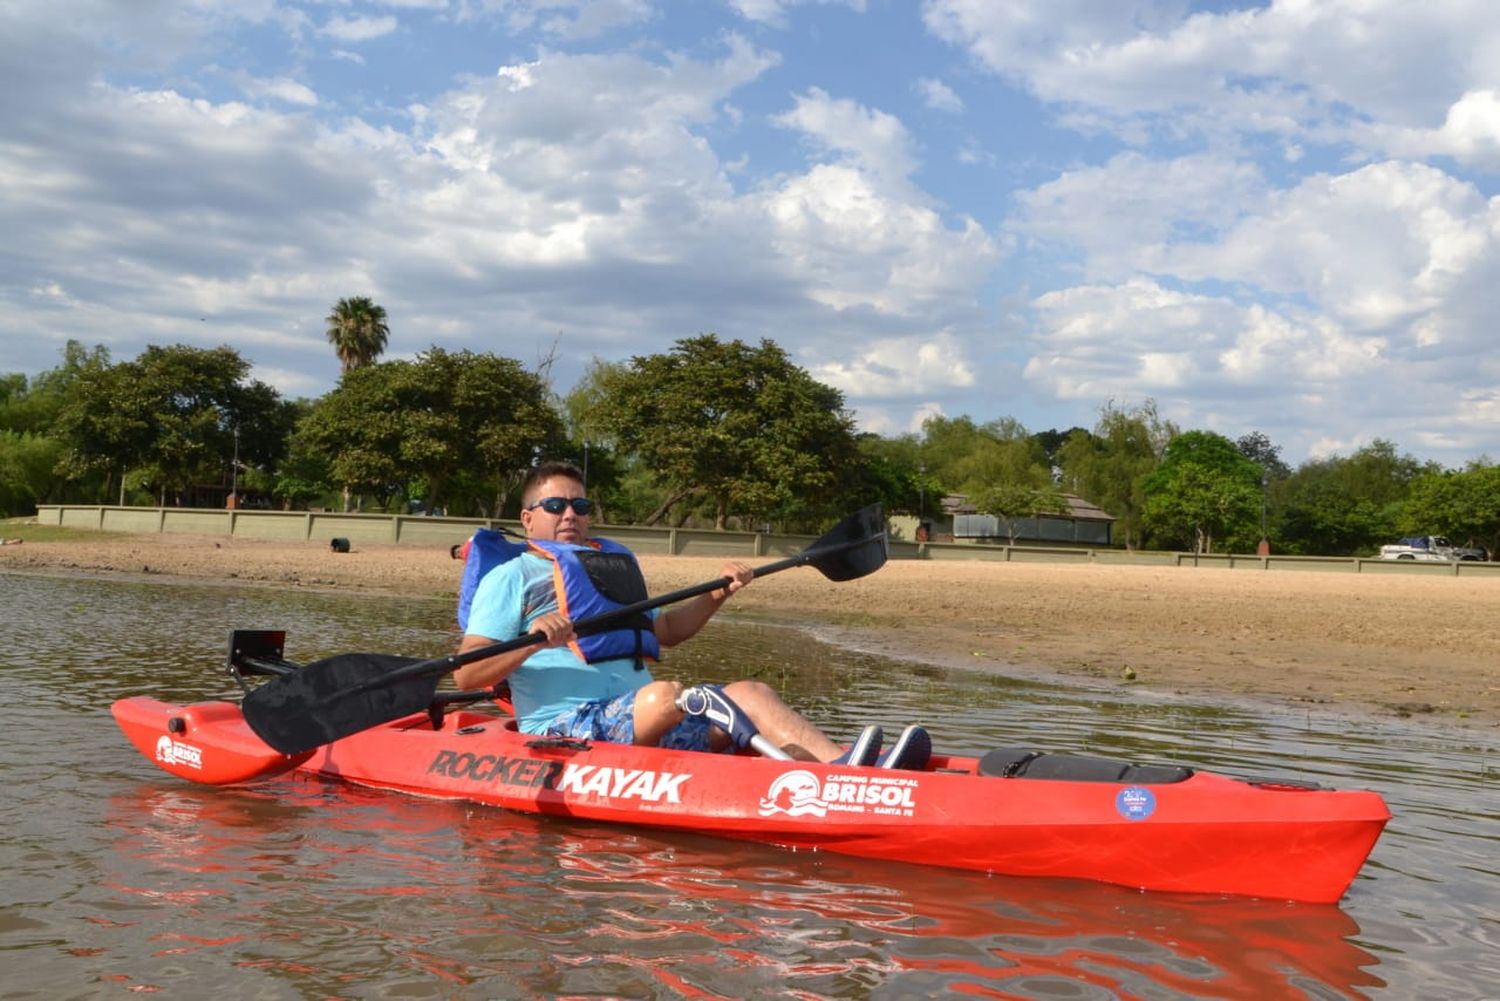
[112,697,313,785]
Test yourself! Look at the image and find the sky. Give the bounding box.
[3,0,1499,468]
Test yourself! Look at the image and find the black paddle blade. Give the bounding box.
[242,653,437,756]
[806,504,888,581]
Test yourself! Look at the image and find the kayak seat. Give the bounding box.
[978,747,1193,784]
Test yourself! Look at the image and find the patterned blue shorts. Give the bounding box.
[542,690,716,752]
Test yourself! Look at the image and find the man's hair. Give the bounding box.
[521,460,585,502]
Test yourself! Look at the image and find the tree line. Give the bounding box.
[3,306,1498,557]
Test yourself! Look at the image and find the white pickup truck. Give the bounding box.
[1378,536,1488,561]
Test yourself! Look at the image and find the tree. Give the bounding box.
[1032,426,1089,468]
[563,358,631,450]
[325,297,390,375]
[1275,440,1434,555]
[267,399,328,510]
[919,415,1053,497]
[0,431,64,516]
[1400,461,1500,557]
[2,341,113,438]
[53,344,290,507]
[598,335,860,529]
[560,358,636,521]
[1057,400,1176,549]
[295,348,564,516]
[294,367,404,511]
[131,346,290,505]
[1140,430,1261,553]
[1235,430,1289,549]
[1,341,118,509]
[51,347,153,503]
[1236,430,1291,480]
[852,433,926,519]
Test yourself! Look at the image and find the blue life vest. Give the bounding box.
[455,528,529,631]
[527,537,660,668]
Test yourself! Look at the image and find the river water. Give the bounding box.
[0,570,1495,1000]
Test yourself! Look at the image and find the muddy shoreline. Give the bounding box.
[4,532,1496,735]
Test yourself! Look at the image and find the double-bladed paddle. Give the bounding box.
[242,504,888,755]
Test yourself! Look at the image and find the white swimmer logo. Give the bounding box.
[155,734,204,770]
[757,769,828,818]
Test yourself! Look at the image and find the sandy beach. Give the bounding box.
[4,531,1497,734]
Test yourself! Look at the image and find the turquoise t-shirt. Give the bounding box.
[465,551,655,733]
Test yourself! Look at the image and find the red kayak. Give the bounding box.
[112,693,1389,904]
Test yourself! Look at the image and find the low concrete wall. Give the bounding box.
[32,505,1500,577]
[1171,551,1500,576]
[35,505,771,556]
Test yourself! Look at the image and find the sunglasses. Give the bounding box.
[525,496,594,516]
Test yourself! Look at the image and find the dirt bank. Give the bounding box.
[4,532,1497,733]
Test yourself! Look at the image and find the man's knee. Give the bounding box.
[631,681,685,746]
[634,680,684,715]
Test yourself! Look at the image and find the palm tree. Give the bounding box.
[325,297,390,375]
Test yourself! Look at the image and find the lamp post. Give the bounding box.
[229,426,240,509]
[918,462,928,543]
[1257,473,1270,556]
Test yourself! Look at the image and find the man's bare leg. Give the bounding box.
[721,680,844,761]
[632,678,850,761]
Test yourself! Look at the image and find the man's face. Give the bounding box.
[520,475,590,543]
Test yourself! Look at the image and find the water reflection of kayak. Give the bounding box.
[113,690,1389,904]
[104,781,1386,999]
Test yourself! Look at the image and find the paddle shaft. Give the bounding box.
[315,533,875,707]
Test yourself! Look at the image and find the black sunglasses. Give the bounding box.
[525,496,594,516]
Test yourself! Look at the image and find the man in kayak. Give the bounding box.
[453,461,930,768]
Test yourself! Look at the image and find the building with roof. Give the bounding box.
[907,493,1115,547]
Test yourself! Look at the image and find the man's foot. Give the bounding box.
[833,724,882,766]
[877,725,931,771]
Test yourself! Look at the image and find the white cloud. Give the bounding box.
[728,0,867,29]
[915,77,963,114]
[773,88,919,186]
[1024,279,1226,401]
[1014,273,1500,462]
[923,0,1500,158]
[1012,152,1267,280]
[1024,278,1389,409]
[762,165,998,314]
[1217,306,1385,383]
[1013,153,1500,351]
[810,332,976,399]
[759,88,1003,311]
[1372,89,1500,170]
[528,0,654,40]
[239,75,319,107]
[1167,162,1498,334]
[320,15,399,42]
[1,19,1003,400]
[847,399,947,436]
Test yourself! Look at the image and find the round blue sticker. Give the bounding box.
[1116,785,1156,821]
